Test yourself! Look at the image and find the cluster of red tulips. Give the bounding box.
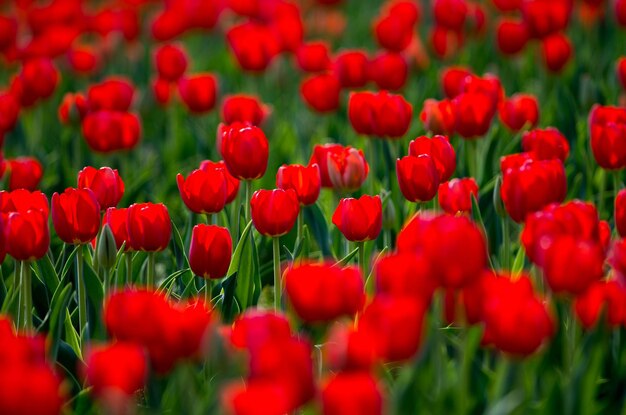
[1,0,626,414]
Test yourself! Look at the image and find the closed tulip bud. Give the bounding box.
[496,18,528,55]
[219,123,269,180]
[226,22,280,72]
[500,157,567,223]
[396,155,440,203]
[300,73,341,113]
[322,373,383,415]
[589,105,626,170]
[177,73,218,114]
[499,94,539,132]
[81,111,142,153]
[460,74,504,105]
[618,57,626,90]
[308,143,345,188]
[52,188,101,245]
[453,92,498,139]
[0,92,19,133]
[85,342,147,400]
[541,33,572,73]
[438,178,478,214]
[348,91,412,138]
[276,164,321,206]
[78,166,125,210]
[284,262,364,323]
[375,253,437,304]
[87,78,134,112]
[189,224,232,279]
[251,189,300,237]
[2,157,43,191]
[430,26,463,59]
[333,50,369,88]
[103,208,129,251]
[67,46,99,74]
[434,0,468,31]
[16,58,59,106]
[420,98,456,136]
[408,135,457,182]
[441,66,473,99]
[58,92,87,125]
[374,11,414,52]
[154,44,188,82]
[522,0,571,38]
[127,203,172,252]
[296,41,331,72]
[368,52,408,90]
[152,77,171,106]
[222,95,267,126]
[5,208,50,261]
[97,225,118,270]
[327,147,369,192]
[177,169,227,215]
[333,195,382,242]
[199,160,240,204]
[521,127,570,162]
[574,280,626,329]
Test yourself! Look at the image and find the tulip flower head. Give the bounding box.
[332,195,382,242]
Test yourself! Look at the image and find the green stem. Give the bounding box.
[147,252,156,288]
[598,170,607,219]
[273,237,281,311]
[22,261,33,332]
[245,180,252,224]
[204,279,211,304]
[125,252,132,286]
[357,241,366,274]
[76,245,88,343]
[296,211,304,243]
[613,170,621,206]
[466,140,479,182]
[502,217,511,270]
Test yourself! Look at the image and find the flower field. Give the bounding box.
[2,0,626,414]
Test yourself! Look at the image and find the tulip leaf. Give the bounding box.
[82,262,104,339]
[60,245,80,283]
[303,203,332,257]
[46,283,72,361]
[226,220,254,278]
[511,248,526,275]
[64,310,82,360]
[158,268,190,294]
[33,254,60,295]
[170,219,191,269]
[234,230,259,311]
[471,194,495,270]
[334,247,359,267]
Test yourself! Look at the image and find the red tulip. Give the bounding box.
[78,166,125,210]
[332,195,382,242]
[358,296,426,362]
[226,22,280,72]
[374,253,437,305]
[322,373,383,415]
[500,156,567,223]
[251,189,300,237]
[230,310,292,352]
[0,189,48,216]
[440,66,472,99]
[219,123,269,180]
[67,46,99,75]
[4,208,50,261]
[177,169,227,215]
[85,342,147,398]
[52,188,101,245]
[499,94,539,132]
[103,208,129,251]
[374,7,415,52]
[521,127,570,162]
[589,105,626,170]
[327,146,369,192]
[430,25,464,59]
[617,57,626,90]
[397,212,487,289]
[2,157,43,191]
[434,0,468,31]
[189,224,232,279]
[152,78,171,106]
[618,0,626,26]
[308,144,345,188]
[154,44,188,82]
[348,91,412,138]
[82,111,141,153]
[574,279,626,329]
[0,92,20,132]
[58,92,87,125]
[522,0,571,38]
[496,18,528,55]
[460,73,504,104]
[296,41,332,72]
[616,190,626,238]
[199,160,241,204]
[333,50,369,88]
[284,262,364,323]
[87,78,134,112]
[408,135,456,182]
[438,178,478,214]
[15,58,59,107]
[452,92,498,139]
[368,52,408,90]
[420,98,456,135]
[541,33,572,73]
[300,73,341,113]
[127,203,172,252]
[177,73,217,114]
[493,0,522,12]
[325,322,378,372]
[276,164,321,206]
[396,155,440,203]
[222,95,267,126]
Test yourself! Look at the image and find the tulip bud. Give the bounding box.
[493,175,506,218]
[97,224,118,270]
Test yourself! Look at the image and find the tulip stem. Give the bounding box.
[21,261,33,332]
[147,252,155,288]
[76,245,88,344]
[466,140,479,182]
[245,180,252,223]
[125,252,132,286]
[502,217,511,270]
[273,237,281,311]
[613,171,621,205]
[598,170,607,219]
[297,212,304,243]
[357,241,366,275]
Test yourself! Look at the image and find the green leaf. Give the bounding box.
[234,228,259,310]
[34,254,60,295]
[46,283,72,361]
[64,309,82,360]
[303,203,332,257]
[471,194,495,270]
[60,245,79,283]
[511,248,526,275]
[226,220,254,278]
[334,247,359,267]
